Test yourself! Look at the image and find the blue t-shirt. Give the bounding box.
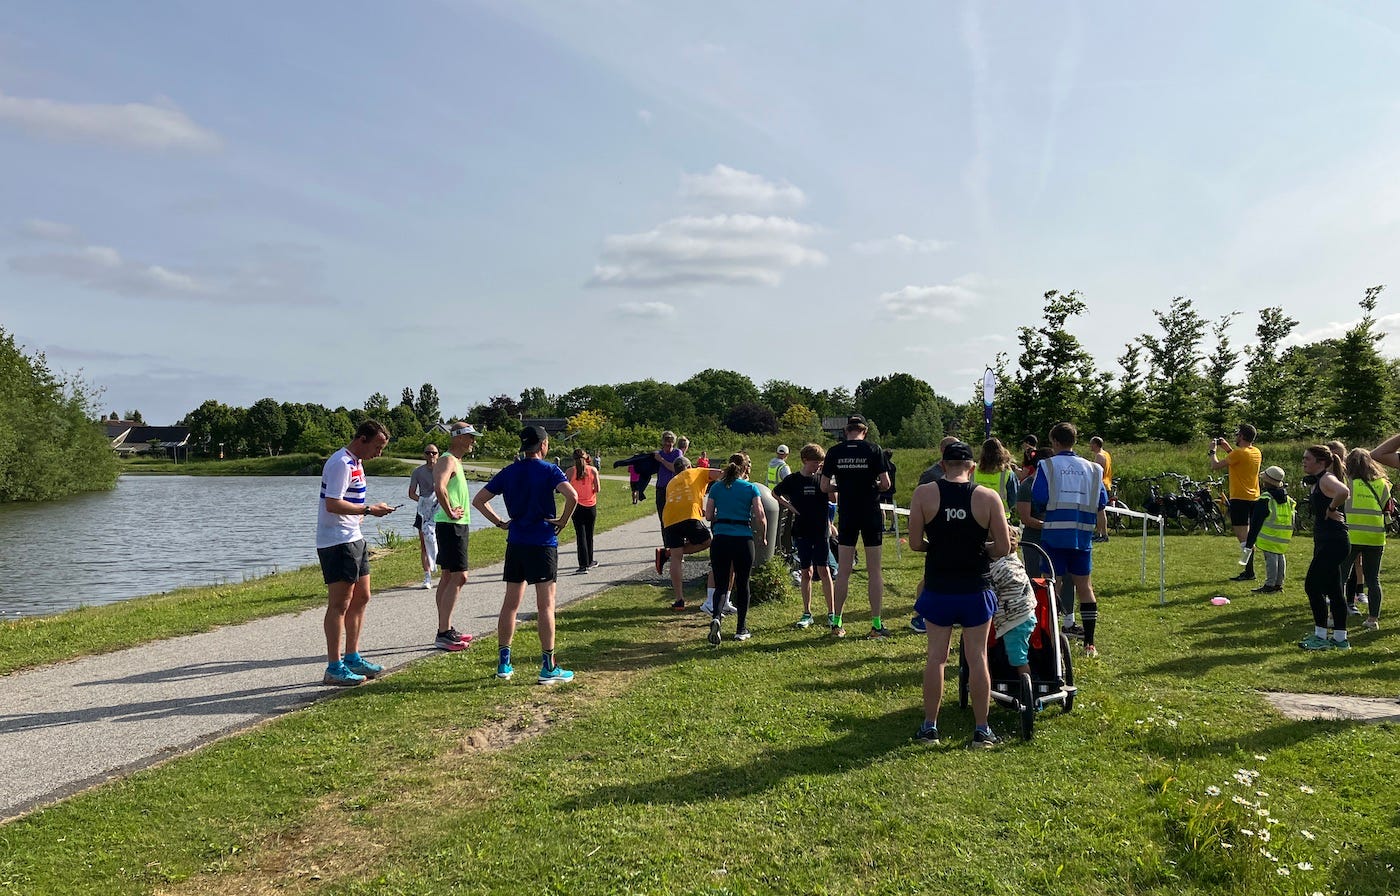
[709,478,760,538]
[486,459,568,547]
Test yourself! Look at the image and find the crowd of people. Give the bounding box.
[311,413,1396,748]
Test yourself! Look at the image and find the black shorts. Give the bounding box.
[318,540,370,585]
[836,503,884,548]
[663,519,712,550]
[412,512,423,531]
[503,543,558,584]
[1229,498,1256,528]
[436,522,470,572]
[794,535,831,571]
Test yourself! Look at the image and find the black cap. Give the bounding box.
[942,441,974,461]
[519,425,547,448]
[845,415,866,429]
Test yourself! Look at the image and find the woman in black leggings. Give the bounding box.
[704,453,767,645]
[1300,445,1351,650]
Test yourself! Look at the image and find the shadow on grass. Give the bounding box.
[1331,848,1400,896]
[561,707,922,809]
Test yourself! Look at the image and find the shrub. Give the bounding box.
[748,557,792,605]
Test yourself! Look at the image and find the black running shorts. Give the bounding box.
[836,502,884,548]
[436,522,470,572]
[503,543,558,584]
[318,539,370,585]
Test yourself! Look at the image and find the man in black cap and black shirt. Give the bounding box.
[821,415,892,639]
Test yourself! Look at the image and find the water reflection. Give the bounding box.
[0,475,503,618]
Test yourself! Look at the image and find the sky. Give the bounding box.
[2,0,1399,425]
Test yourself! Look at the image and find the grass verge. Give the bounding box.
[2,536,1397,894]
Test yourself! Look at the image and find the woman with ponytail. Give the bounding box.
[1299,445,1351,650]
[566,448,600,574]
[704,452,767,645]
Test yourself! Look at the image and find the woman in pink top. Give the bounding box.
[629,464,641,504]
[569,448,601,573]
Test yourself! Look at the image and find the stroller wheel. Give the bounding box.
[1019,672,1036,740]
[1059,633,1075,713]
[957,663,969,710]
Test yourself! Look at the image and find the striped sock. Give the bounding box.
[1080,602,1098,646]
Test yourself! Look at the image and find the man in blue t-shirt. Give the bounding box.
[472,426,579,685]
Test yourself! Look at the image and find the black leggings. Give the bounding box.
[1305,536,1350,629]
[1345,544,1384,616]
[572,505,596,570]
[710,534,754,631]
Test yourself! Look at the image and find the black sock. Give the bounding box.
[542,649,554,670]
[1080,602,1098,647]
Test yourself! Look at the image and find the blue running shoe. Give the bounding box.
[538,665,575,685]
[909,615,927,634]
[342,653,383,679]
[322,661,365,687]
[914,721,940,745]
[496,661,514,680]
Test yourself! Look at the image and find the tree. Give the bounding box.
[857,373,939,439]
[616,379,694,429]
[898,398,950,448]
[124,409,145,425]
[415,383,441,429]
[679,369,760,421]
[364,392,390,418]
[1331,285,1392,446]
[1141,296,1207,443]
[760,379,816,417]
[400,386,416,410]
[1002,290,1096,440]
[386,403,423,441]
[1201,312,1242,438]
[725,401,779,435]
[556,384,623,419]
[779,403,819,431]
[518,386,553,418]
[243,397,287,455]
[182,399,241,456]
[1242,306,1299,440]
[566,410,610,436]
[1111,344,1147,443]
[472,394,522,431]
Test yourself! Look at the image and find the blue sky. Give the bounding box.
[3,1,1398,424]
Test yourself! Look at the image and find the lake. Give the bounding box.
[0,475,503,618]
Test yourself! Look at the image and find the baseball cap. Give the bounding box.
[519,425,547,448]
[776,444,789,455]
[845,415,866,429]
[942,441,975,462]
[1262,465,1286,484]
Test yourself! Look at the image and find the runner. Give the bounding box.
[773,444,836,630]
[656,456,723,611]
[408,444,440,589]
[705,452,767,644]
[821,415,892,639]
[432,422,480,651]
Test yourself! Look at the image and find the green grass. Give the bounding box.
[0,479,650,675]
[3,536,1397,895]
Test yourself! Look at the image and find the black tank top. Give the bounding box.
[923,480,992,592]
[1311,479,1348,541]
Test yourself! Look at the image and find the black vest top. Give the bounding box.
[923,480,992,592]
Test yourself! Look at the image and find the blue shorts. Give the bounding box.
[1042,545,1092,578]
[794,535,831,572]
[914,588,996,629]
[1002,617,1036,666]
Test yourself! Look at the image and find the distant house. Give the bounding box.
[109,425,192,458]
[820,417,848,439]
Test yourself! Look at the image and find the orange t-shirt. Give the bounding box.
[1227,446,1262,501]
[566,466,599,507]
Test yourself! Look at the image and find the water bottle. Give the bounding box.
[1238,545,1253,566]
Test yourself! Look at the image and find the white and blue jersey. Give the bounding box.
[317,447,367,549]
[1030,451,1107,552]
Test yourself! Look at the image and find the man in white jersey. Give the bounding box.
[317,420,397,686]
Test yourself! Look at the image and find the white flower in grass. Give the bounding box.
[1241,828,1256,837]
[1222,842,1233,849]
[1206,786,1221,797]
[1297,862,1314,870]
[1299,785,1315,794]
[1254,753,1268,761]
[1278,866,1291,876]
[1259,829,1272,843]
[1256,808,1271,817]
[1168,720,1178,728]
[1300,829,1316,840]
[1255,791,1269,797]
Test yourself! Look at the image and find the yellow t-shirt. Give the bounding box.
[1097,449,1113,489]
[1227,446,1262,501]
[662,468,712,528]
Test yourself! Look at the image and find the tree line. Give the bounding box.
[0,327,117,503]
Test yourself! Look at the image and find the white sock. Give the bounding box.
[707,587,715,600]
[1063,614,1076,627]
[1315,625,1328,639]
[1333,630,1348,641]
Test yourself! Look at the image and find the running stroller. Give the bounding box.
[957,543,1076,739]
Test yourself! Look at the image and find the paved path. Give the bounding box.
[1262,691,1400,723]
[0,515,667,821]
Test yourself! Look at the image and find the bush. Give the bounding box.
[748,557,792,605]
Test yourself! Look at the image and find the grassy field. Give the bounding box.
[2,534,1397,895]
[0,475,649,676]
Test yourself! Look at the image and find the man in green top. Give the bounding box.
[432,422,479,651]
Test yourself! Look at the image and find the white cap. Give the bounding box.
[776,445,789,455]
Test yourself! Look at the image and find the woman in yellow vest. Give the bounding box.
[1244,465,1293,594]
[972,438,1017,519]
[1343,448,1390,630]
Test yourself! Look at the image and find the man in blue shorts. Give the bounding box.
[1030,422,1108,657]
[907,441,1012,748]
[472,426,579,684]
[317,420,398,686]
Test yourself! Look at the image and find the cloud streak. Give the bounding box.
[0,90,222,151]
[879,282,978,321]
[679,164,806,212]
[589,214,825,289]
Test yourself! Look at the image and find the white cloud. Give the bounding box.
[8,228,329,305]
[638,108,653,125]
[19,219,82,243]
[0,90,222,151]
[589,214,825,289]
[1286,310,1400,347]
[850,234,951,255]
[679,164,806,212]
[879,282,978,321]
[616,301,676,318]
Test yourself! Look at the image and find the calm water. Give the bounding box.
[0,475,503,618]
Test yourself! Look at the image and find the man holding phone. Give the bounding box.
[318,420,397,686]
[1209,424,1263,582]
